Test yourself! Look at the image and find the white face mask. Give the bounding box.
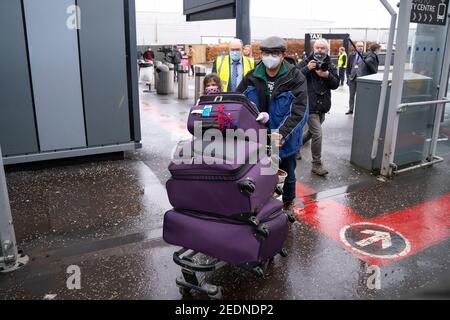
[262,55,281,70]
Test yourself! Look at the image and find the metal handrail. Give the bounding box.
[397,98,450,113]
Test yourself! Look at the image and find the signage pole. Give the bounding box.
[236,0,251,45]
[0,146,27,273]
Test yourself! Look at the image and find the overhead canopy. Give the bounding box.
[183,0,236,21]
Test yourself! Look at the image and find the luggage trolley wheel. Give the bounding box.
[253,266,265,278]
[287,213,297,224]
[280,248,288,258]
[208,286,223,300]
[179,286,192,297]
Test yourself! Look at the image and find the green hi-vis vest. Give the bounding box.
[216,55,255,92]
[338,52,348,68]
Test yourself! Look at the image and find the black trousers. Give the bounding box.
[339,68,346,86]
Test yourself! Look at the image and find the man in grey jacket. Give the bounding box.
[346,41,365,115]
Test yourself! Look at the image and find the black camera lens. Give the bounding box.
[316,61,329,72]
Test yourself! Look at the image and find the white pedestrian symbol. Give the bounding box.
[356,230,393,249]
[340,223,411,259]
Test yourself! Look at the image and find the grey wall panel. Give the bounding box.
[78,0,131,146]
[0,0,39,156]
[24,0,87,152]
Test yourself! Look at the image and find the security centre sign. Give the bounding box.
[410,0,449,26]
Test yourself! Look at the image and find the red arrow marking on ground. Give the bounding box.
[294,182,450,266]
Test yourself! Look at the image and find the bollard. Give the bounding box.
[0,146,28,273]
[194,65,206,103]
[178,65,189,100]
[166,63,175,94]
[154,60,162,89]
[156,64,171,95]
[139,61,154,85]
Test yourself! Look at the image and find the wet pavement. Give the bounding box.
[0,76,449,300]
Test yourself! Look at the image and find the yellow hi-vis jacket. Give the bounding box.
[338,52,348,68]
[215,55,255,92]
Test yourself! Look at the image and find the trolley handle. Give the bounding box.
[173,249,225,272]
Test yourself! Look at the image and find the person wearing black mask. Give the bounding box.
[298,39,339,176]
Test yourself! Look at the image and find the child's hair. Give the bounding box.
[369,43,381,53]
[203,73,222,92]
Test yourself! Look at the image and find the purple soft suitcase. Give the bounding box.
[187,93,266,138]
[166,138,278,217]
[163,198,288,265]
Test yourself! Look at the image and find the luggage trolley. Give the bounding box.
[166,92,299,299]
[173,245,291,300]
[173,208,296,300]
[173,249,227,299]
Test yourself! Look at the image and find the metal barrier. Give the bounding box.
[153,60,162,89]
[390,98,450,175]
[166,63,175,94]
[156,64,171,95]
[178,65,189,100]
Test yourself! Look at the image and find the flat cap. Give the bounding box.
[260,36,287,52]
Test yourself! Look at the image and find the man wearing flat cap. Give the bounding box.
[237,36,309,212]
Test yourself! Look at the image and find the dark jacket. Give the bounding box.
[143,50,154,61]
[173,50,182,64]
[237,60,309,159]
[346,52,365,79]
[359,51,379,77]
[299,53,339,114]
[346,52,358,79]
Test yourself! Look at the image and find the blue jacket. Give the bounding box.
[237,61,309,159]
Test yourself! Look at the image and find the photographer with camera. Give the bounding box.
[298,39,339,176]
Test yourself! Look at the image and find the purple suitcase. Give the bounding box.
[163,198,288,265]
[188,93,266,138]
[166,138,278,218]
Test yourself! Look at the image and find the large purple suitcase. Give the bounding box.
[166,138,278,218]
[163,198,288,265]
[188,93,266,138]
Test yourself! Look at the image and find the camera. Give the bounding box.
[315,60,329,72]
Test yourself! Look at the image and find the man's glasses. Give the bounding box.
[261,51,282,57]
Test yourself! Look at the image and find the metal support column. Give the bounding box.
[236,0,251,44]
[429,21,450,160]
[0,146,28,273]
[194,65,206,104]
[371,0,397,161]
[380,0,413,177]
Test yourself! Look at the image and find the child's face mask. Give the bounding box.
[205,86,221,95]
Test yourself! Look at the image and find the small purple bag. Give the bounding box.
[187,93,266,139]
[163,198,288,265]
